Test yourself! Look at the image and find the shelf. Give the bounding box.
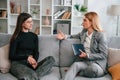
[30,4,40,6]
[53,5,72,7]
[32,18,40,20]
[53,19,71,21]
[42,25,52,27]
[0,17,7,20]
[10,24,16,26]
[0,8,7,10]
[42,15,52,16]
[10,14,19,16]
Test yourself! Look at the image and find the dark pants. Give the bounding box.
[10,56,55,80]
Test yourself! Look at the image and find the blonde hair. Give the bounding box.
[84,12,103,32]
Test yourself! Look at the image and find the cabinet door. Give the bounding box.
[56,23,70,34]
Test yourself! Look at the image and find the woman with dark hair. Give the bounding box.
[56,12,108,80]
[9,13,55,80]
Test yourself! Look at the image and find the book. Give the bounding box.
[61,11,69,19]
[72,44,85,56]
[66,12,71,19]
[54,10,61,17]
[54,9,66,19]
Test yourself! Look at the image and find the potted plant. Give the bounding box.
[74,4,87,16]
[80,5,87,12]
[31,7,40,18]
[74,4,81,12]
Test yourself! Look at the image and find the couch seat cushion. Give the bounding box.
[108,48,120,67]
[0,73,17,80]
[0,44,11,73]
[40,67,60,80]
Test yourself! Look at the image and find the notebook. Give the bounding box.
[72,44,85,56]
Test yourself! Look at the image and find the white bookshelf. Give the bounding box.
[0,0,88,35]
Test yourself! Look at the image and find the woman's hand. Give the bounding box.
[56,30,65,40]
[79,50,87,58]
[27,55,38,69]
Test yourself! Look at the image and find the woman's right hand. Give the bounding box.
[56,30,65,40]
[27,55,38,69]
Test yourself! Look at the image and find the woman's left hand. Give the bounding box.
[79,50,87,58]
[27,56,38,69]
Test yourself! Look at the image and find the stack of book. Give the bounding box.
[54,10,71,19]
[54,9,66,19]
[61,11,71,19]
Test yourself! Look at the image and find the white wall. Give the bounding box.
[87,0,120,37]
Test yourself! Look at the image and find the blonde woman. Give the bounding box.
[56,12,108,80]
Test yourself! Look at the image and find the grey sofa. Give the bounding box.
[0,33,120,80]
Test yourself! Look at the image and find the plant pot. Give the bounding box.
[11,8,14,13]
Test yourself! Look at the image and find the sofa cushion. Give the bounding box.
[0,44,11,73]
[108,63,120,80]
[40,67,60,80]
[0,33,11,47]
[0,73,17,80]
[38,35,59,66]
[108,48,120,67]
[60,39,80,67]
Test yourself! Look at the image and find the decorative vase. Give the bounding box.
[44,16,50,25]
[11,8,14,13]
[2,10,7,18]
[10,1,15,14]
[17,4,21,14]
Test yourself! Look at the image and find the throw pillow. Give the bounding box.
[0,44,11,73]
[108,48,120,67]
[108,63,120,80]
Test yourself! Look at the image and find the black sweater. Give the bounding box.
[9,32,39,62]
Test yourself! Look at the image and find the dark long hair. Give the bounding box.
[10,13,32,43]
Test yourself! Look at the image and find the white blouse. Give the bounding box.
[84,31,93,58]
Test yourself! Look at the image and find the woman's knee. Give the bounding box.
[83,63,98,78]
[84,63,104,78]
[47,56,55,63]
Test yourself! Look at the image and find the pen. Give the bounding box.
[79,49,81,51]
[79,49,83,52]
